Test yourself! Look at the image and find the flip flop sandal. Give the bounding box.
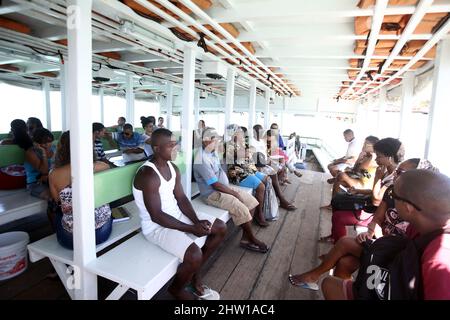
[318,236,334,243]
[288,275,319,291]
[240,241,269,253]
[282,204,297,211]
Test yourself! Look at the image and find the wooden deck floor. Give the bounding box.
[1,155,335,300]
[191,168,334,300]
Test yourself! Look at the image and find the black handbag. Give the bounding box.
[331,192,377,219]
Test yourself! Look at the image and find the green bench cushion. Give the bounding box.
[94,161,143,207]
[0,145,25,167]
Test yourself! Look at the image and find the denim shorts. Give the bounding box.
[55,211,112,250]
[239,172,266,190]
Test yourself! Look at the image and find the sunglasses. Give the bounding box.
[395,168,407,176]
[391,189,422,211]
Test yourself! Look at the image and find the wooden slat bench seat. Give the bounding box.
[0,190,47,226]
[312,147,333,174]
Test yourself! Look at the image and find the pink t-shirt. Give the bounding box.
[421,233,450,300]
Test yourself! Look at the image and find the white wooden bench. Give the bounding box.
[312,147,333,174]
[84,185,252,300]
[27,200,142,299]
[0,190,47,226]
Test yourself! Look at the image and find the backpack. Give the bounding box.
[353,228,450,300]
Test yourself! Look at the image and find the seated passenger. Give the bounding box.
[227,144,270,227]
[266,129,290,184]
[327,129,359,181]
[92,122,114,167]
[331,135,379,198]
[270,123,285,150]
[0,119,30,190]
[111,123,147,163]
[133,128,226,300]
[193,127,269,254]
[346,137,405,207]
[194,120,206,149]
[26,117,43,138]
[49,131,112,249]
[250,124,266,155]
[157,116,165,128]
[251,125,296,211]
[140,116,154,158]
[25,128,55,200]
[322,137,404,211]
[322,168,450,300]
[108,116,126,133]
[289,159,437,292]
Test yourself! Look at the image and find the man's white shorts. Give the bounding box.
[143,211,217,262]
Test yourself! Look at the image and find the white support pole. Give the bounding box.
[181,45,196,196]
[248,80,256,139]
[398,72,414,141]
[64,62,72,130]
[425,39,450,170]
[166,83,173,130]
[99,87,105,124]
[60,63,68,131]
[224,67,235,141]
[280,96,286,132]
[194,89,200,127]
[376,87,387,137]
[264,89,270,130]
[42,78,51,131]
[125,74,134,126]
[67,0,96,300]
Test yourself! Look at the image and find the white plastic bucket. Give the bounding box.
[0,231,29,281]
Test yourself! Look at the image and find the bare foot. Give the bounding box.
[280,202,297,211]
[254,216,269,227]
[288,272,319,286]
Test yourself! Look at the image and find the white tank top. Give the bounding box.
[132,160,183,235]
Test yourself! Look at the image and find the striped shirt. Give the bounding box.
[94,139,106,161]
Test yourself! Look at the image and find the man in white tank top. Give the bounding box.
[133,129,227,300]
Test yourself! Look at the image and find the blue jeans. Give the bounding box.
[55,211,112,250]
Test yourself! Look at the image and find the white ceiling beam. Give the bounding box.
[361,13,450,99]
[0,3,32,15]
[175,0,294,95]
[253,49,431,60]
[207,2,450,23]
[92,40,137,53]
[143,61,182,69]
[33,27,67,41]
[218,31,434,43]
[343,0,389,97]
[350,0,433,98]
[120,52,165,63]
[24,64,60,73]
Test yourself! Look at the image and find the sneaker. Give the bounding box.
[188,284,220,300]
[195,285,220,300]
